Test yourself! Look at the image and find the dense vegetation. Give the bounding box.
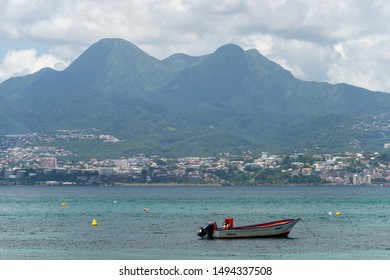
[1,38,390,157]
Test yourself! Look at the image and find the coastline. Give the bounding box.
[2,181,388,187]
[113,183,223,187]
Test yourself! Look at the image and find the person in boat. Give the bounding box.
[222,221,231,229]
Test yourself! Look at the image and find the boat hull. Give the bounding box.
[205,218,300,239]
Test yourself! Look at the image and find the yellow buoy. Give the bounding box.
[335,211,341,216]
[61,202,68,207]
[91,218,98,226]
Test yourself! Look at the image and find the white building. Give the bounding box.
[352,174,372,185]
[261,152,271,160]
[98,167,115,176]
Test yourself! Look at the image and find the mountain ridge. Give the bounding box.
[1,38,390,156]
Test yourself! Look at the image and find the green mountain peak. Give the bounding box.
[1,38,390,155]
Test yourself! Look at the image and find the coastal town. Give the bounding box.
[1,130,390,186]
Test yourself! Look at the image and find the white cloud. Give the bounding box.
[238,34,274,56]
[1,0,390,92]
[0,49,68,82]
[327,34,390,92]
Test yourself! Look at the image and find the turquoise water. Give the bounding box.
[1,185,390,260]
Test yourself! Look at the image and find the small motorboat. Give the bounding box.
[197,217,300,239]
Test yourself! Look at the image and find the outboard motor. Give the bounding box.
[197,221,216,239]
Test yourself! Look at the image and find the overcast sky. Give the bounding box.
[1,0,390,92]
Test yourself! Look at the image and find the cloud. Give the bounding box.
[1,0,390,92]
[0,49,67,82]
[327,34,390,92]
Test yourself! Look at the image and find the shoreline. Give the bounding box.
[113,183,223,187]
[2,182,389,187]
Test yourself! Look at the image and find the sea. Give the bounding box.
[1,184,390,260]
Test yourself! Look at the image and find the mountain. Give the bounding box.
[1,38,390,157]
